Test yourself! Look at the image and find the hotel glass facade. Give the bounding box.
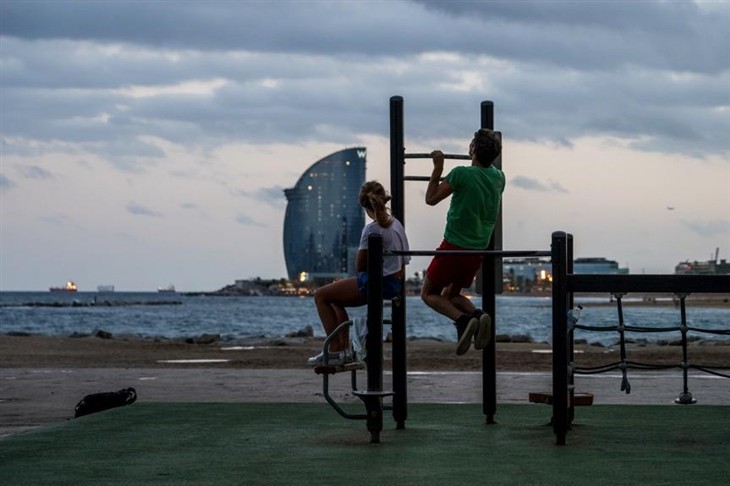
[283,147,366,282]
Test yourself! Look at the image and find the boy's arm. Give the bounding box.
[425,150,453,206]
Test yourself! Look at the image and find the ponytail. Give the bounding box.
[359,181,393,228]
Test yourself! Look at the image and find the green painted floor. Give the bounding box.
[1,403,728,485]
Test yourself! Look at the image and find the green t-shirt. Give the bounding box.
[443,165,505,249]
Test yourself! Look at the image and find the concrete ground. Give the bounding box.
[1,367,727,438]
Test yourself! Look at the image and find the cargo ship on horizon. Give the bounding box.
[50,281,78,292]
[158,284,176,293]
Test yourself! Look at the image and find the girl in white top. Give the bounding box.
[309,181,410,366]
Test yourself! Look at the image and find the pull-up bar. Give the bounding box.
[389,95,503,428]
[404,153,472,160]
[387,249,550,258]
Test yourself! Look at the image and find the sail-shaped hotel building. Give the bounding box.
[283,147,366,283]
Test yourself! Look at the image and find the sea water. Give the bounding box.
[1,292,728,347]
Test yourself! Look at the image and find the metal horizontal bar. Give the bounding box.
[386,249,551,258]
[567,274,730,294]
[404,153,471,160]
[403,176,435,182]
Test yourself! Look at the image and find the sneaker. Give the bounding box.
[455,316,478,356]
[473,311,492,350]
[307,348,356,367]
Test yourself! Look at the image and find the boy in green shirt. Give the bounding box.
[421,129,505,355]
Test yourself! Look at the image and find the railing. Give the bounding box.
[551,231,730,445]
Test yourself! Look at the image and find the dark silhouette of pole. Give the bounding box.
[551,231,569,445]
[365,234,385,442]
[567,234,575,425]
[389,95,408,429]
[481,100,499,424]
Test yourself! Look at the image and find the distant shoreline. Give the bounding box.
[2,291,728,308]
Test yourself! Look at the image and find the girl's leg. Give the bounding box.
[314,277,366,352]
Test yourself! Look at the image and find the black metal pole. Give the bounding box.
[551,231,569,446]
[390,96,405,224]
[366,234,385,442]
[481,100,494,129]
[391,294,407,429]
[389,95,408,429]
[567,234,575,425]
[674,294,696,404]
[480,100,498,424]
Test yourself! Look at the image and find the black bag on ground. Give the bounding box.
[74,387,137,418]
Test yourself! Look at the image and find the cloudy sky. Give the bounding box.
[1,0,728,291]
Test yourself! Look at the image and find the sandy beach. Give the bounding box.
[2,332,730,370]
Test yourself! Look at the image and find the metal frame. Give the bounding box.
[389,96,505,424]
[550,231,730,445]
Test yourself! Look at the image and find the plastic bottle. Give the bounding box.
[567,305,583,328]
[545,305,584,344]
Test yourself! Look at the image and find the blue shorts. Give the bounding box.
[357,272,403,299]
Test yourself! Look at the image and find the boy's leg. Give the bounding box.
[447,286,476,315]
[421,277,462,321]
[421,277,477,355]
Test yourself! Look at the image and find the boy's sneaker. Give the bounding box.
[455,315,478,356]
[473,310,492,350]
[307,348,356,367]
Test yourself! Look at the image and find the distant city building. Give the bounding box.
[283,147,366,283]
[573,257,628,275]
[502,258,551,293]
[675,248,729,275]
[503,256,628,292]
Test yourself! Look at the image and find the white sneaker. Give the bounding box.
[307,348,355,367]
[473,312,492,350]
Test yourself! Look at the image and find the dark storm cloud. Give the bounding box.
[3,1,727,73]
[415,0,729,73]
[0,1,429,55]
[1,0,728,161]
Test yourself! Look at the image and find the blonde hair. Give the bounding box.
[359,180,393,228]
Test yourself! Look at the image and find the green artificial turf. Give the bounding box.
[1,403,728,485]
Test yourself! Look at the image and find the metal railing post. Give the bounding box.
[365,234,385,442]
[481,100,498,424]
[389,95,408,429]
[551,231,569,445]
[390,96,405,224]
[567,234,575,425]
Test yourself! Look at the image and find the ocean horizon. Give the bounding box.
[1,291,728,347]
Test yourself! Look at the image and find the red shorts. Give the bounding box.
[426,240,483,289]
